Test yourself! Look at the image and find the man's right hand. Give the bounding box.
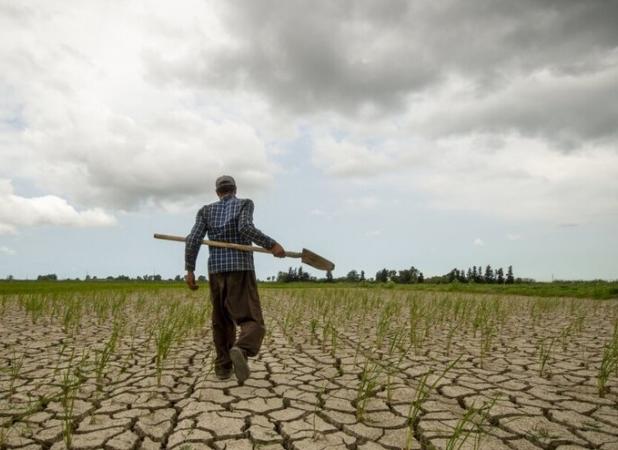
[185,271,199,290]
[271,243,286,258]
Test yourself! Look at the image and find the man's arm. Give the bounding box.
[239,199,285,257]
[185,206,208,289]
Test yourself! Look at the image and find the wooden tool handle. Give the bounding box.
[154,233,302,258]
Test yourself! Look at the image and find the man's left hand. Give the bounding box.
[185,271,199,290]
[271,243,286,258]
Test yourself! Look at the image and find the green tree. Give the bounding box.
[506,266,514,284]
[484,265,494,283]
[375,269,388,283]
[346,270,360,282]
[37,274,58,281]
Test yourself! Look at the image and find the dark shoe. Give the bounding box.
[215,367,232,380]
[229,346,250,385]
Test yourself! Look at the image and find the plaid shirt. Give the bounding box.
[185,194,277,274]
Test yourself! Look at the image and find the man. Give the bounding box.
[185,175,285,384]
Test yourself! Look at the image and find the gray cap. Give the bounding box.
[215,175,236,190]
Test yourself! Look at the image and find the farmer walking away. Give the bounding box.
[184,175,285,384]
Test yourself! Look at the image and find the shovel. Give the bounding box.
[154,233,335,271]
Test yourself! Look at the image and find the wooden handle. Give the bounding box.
[154,233,301,258]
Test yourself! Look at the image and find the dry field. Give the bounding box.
[0,287,617,450]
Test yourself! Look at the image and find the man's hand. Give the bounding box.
[185,271,199,290]
[271,243,286,258]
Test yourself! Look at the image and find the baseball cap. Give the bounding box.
[215,175,236,190]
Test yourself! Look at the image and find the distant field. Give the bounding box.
[1,280,617,299]
[1,285,617,449]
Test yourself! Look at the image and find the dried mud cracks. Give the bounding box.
[0,290,617,450]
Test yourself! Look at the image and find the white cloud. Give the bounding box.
[311,137,396,177]
[0,1,278,211]
[156,0,618,144]
[473,238,484,246]
[507,233,522,241]
[310,133,618,222]
[346,195,380,210]
[0,246,15,256]
[418,65,618,145]
[309,209,327,216]
[415,135,618,222]
[0,179,115,234]
[1,0,617,231]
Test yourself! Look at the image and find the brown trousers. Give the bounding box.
[208,271,265,370]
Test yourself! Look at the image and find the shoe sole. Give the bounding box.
[230,347,250,385]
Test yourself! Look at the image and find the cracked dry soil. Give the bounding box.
[0,288,617,450]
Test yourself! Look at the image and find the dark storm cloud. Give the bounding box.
[424,66,618,146]
[147,0,618,144]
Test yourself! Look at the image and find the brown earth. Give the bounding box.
[0,289,616,449]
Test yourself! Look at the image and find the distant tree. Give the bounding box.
[496,267,505,284]
[375,269,389,283]
[153,274,162,281]
[397,270,410,284]
[484,265,494,284]
[6,275,13,281]
[174,275,182,282]
[346,270,360,282]
[506,266,514,284]
[198,275,207,282]
[326,270,333,283]
[458,268,467,283]
[277,266,314,282]
[360,270,365,282]
[396,266,420,284]
[37,274,58,281]
[277,271,288,282]
[300,268,312,281]
[418,272,424,283]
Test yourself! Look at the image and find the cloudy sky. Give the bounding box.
[1,0,617,281]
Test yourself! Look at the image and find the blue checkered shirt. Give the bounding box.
[185,195,277,274]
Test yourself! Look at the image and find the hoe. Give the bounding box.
[154,233,335,271]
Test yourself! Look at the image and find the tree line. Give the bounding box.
[273,265,520,284]
[436,265,516,284]
[274,265,425,284]
[21,265,518,284]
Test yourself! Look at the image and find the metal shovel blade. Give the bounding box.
[301,248,335,271]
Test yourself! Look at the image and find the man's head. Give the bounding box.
[215,175,236,197]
